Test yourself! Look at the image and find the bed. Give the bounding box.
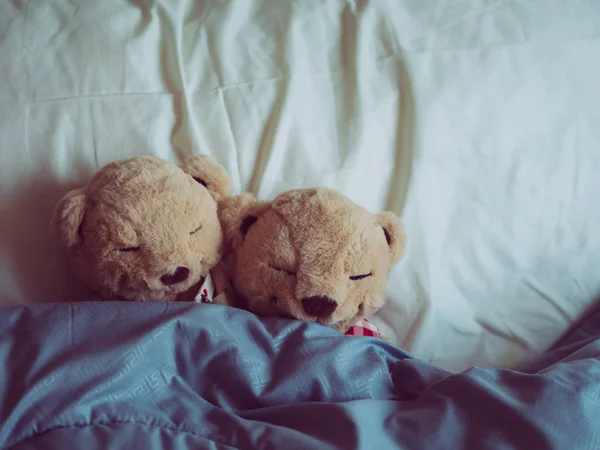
[1,1,599,373]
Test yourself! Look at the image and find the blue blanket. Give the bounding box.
[1,302,599,449]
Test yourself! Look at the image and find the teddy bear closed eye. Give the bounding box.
[219,188,406,335]
[52,155,232,303]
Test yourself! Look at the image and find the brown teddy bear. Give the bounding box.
[52,155,232,303]
[219,188,406,335]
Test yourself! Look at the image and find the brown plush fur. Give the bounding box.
[219,188,406,333]
[52,155,232,302]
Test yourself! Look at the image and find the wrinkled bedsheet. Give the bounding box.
[1,302,599,449]
[1,1,600,372]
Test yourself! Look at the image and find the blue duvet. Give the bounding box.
[0,302,599,449]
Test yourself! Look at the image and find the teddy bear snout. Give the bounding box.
[160,266,190,286]
[301,295,338,318]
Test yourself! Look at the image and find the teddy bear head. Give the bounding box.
[52,155,232,302]
[219,188,406,332]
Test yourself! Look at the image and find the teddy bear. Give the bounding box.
[218,187,406,336]
[52,155,233,303]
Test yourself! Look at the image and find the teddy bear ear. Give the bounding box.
[180,155,233,202]
[51,188,87,248]
[218,193,270,251]
[377,211,407,263]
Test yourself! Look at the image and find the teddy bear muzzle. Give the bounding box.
[160,266,190,286]
[301,295,338,318]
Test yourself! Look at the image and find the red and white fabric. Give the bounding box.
[345,318,382,339]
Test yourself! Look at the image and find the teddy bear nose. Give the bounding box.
[160,266,190,285]
[301,296,338,318]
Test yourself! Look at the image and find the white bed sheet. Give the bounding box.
[1,0,599,372]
